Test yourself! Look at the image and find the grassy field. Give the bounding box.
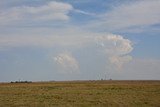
[0,80,160,107]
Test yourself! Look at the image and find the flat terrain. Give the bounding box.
[0,80,160,107]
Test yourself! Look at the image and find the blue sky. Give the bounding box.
[0,0,160,82]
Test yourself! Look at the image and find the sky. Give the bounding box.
[0,0,160,82]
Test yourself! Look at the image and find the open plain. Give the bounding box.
[0,80,160,107]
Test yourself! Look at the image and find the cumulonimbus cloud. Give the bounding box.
[53,51,79,74]
[0,29,133,70]
[109,55,132,70]
[95,35,133,55]
[95,34,133,69]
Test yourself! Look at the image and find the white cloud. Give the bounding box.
[0,29,132,51]
[95,35,133,55]
[74,9,95,16]
[90,0,160,32]
[0,28,133,70]
[95,34,133,69]
[53,51,79,74]
[109,55,132,70]
[0,1,73,25]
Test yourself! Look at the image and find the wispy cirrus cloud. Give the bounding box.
[0,1,95,26]
[0,1,73,25]
[89,0,160,32]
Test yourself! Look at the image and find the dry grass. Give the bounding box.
[0,80,160,107]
